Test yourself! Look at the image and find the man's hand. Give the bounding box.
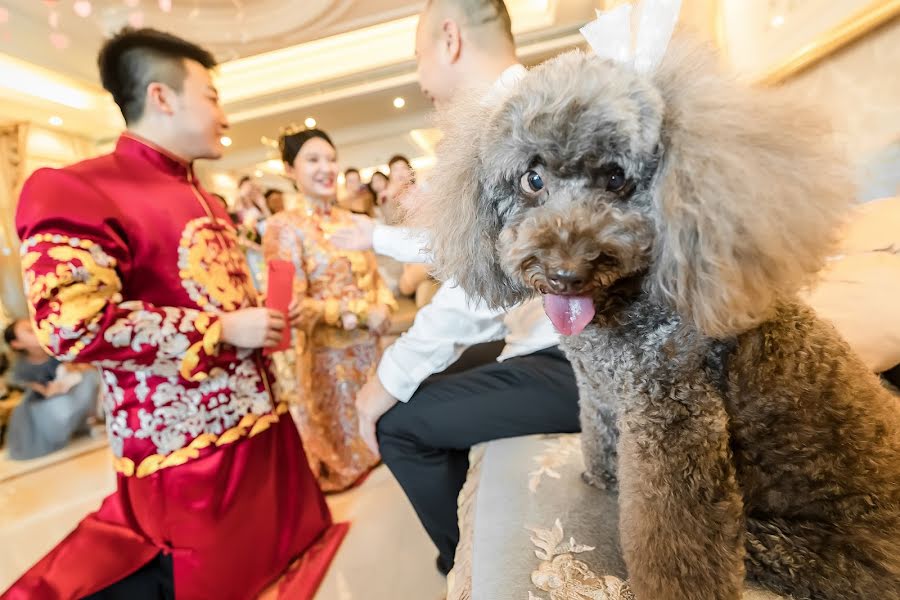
[367,304,392,336]
[44,380,69,397]
[220,308,286,349]
[355,376,399,456]
[328,214,375,251]
[27,382,50,397]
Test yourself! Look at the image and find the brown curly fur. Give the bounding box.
[410,39,900,600]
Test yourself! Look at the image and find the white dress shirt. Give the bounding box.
[375,64,561,402]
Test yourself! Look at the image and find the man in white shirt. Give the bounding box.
[344,0,580,576]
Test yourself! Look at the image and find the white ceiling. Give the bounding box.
[2,0,892,193]
[0,0,596,184]
[0,0,424,86]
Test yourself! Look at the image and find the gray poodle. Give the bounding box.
[411,40,900,600]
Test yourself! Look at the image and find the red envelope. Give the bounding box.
[265,259,295,354]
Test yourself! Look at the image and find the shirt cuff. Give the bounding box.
[376,349,424,402]
[372,225,432,264]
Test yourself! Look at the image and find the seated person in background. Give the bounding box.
[3,319,99,460]
[264,188,286,215]
[340,168,376,217]
[802,195,900,386]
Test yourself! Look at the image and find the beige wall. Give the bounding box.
[781,17,900,162]
[24,126,99,177]
[780,17,900,200]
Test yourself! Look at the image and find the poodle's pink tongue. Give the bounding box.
[542,294,596,336]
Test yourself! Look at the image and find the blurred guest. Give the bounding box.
[264,188,286,215]
[369,170,389,212]
[364,170,404,292]
[210,192,228,211]
[232,177,269,289]
[340,168,376,217]
[234,176,271,241]
[263,128,397,492]
[3,319,99,460]
[388,154,415,189]
[381,155,415,225]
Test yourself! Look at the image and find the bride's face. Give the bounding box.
[288,137,338,201]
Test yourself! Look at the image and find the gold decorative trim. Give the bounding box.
[113,402,289,478]
[758,0,900,85]
[180,317,223,382]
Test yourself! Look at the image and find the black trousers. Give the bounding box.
[377,344,580,572]
[81,553,174,600]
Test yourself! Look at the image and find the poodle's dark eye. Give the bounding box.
[606,166,627,193]
[520,170,545,195]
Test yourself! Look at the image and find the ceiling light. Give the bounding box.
[254,169,263,178]
[770,14,785,27]
[73,1,92,18]
[48,115,63,126]
[393,96,406,109]
[263,159,284,174]
[304,117,317,128]
[220,135,232,147]
[0,54,95,109]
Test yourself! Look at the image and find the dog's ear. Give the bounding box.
[408,89,516,307]
[649,40,854,338]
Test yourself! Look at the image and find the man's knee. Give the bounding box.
[375,400,416,457]
[375,390,436,461]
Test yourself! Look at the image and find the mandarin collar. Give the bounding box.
[116,132,193,179]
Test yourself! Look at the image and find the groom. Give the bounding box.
[4,28,343,600]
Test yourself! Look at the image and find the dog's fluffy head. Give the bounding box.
[411,40,854,338]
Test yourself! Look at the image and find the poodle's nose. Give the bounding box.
[547,269,587,294]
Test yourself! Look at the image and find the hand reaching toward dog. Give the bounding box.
[329,214,375,251]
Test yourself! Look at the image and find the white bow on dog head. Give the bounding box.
[579,0,682,73]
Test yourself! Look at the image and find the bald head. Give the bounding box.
[422,0,514,49]
[416,0,517,107]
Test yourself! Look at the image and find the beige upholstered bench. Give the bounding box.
[449,434,785,600]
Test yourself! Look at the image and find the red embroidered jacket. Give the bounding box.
[17,134,281,476]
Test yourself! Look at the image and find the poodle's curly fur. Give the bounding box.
[411,40,900,599]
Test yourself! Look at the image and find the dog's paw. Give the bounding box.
[581,469,618,491]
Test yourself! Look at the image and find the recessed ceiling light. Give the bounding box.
[771,14,785,27]
[393,97,406,109]
[220,135,232,147]
[48,116,63,126]
[304,117,317,128]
